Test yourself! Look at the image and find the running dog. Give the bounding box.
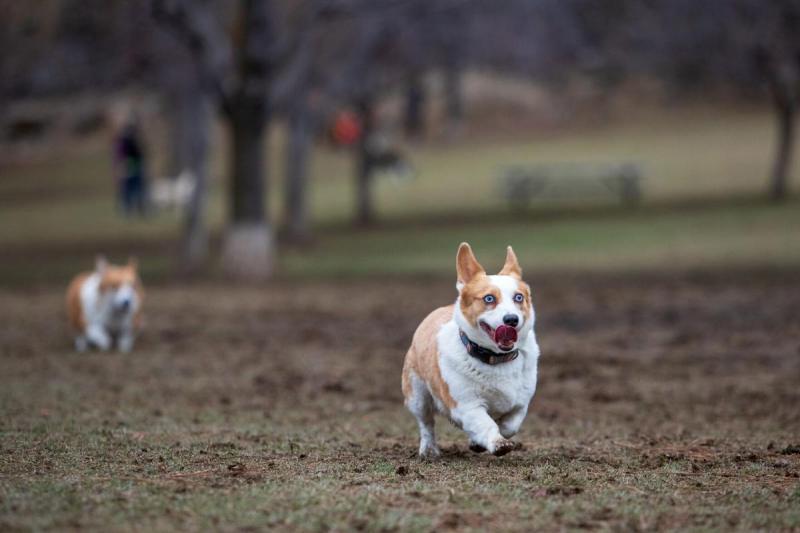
[402,243,540,458]
[66,256,143,352]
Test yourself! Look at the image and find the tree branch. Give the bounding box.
[150,0,235,115]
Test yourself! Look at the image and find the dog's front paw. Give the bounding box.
[491,438,516,457]
[418,445,442,461]
[469,441,487,454]
[118,335,135,353]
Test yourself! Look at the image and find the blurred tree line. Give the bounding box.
[1,0,798,278]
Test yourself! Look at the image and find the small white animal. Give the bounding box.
[402,243,540,458]
[66,256,143,352]
[151,169,196,211]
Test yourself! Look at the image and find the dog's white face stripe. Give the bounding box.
[112,283,138,314]
[484,275,525,329]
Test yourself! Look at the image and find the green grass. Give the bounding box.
[0,104,798,287]
[282,199,800,277]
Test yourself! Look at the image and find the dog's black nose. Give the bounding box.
[118,299,131,311]
[503,314,519,327]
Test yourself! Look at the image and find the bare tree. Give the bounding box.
[173,88,214,268]
[291,6,388,228]
[222,0,275,279]
[260,0,475,231]
[622,0,800,201]
[271,2,320,244]
[751,3,800,201]
[154,0,277,279]
[149,12,216,271]
[283,88,314,242]
[354,93,377,226]
[759,48,798,202]
[403,71,426,139]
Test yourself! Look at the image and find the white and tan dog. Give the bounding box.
[66,257,143,353]
[402,243,539,458]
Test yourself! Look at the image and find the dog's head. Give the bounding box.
[454,243,534,353]
[96,256,142,315]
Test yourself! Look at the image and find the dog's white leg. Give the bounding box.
[416,412,439,459]
[118,331,135,353]
[407,374,440,459]
[498,406,528,439]
[74,335,89,352]
[116,317,135,353]
[454,405,515,456]
[86,323,111,351]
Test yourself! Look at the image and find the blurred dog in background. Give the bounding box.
[150,169,196,211]
[66,256,143,352]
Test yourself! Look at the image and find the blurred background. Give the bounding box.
[1,0,799,284]
[3,3,800,530]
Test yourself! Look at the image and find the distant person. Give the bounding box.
[114,119,147,216]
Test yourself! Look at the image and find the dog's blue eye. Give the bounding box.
[514,293,524,303]
[483,295,495,304]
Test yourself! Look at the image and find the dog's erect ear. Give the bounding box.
[127,256,138,271]
[498,245,522,279]
[456,242,485,289]
[95,255,108,274]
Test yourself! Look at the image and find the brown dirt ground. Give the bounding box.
[1,271,799,531]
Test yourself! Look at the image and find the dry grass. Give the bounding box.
[2,101,799,530]
[2,273,799,531]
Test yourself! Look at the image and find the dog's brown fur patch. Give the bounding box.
[65,272,91,331]
[456,243,485,286]
[498,246,522,279]
[402,305,457,410]
[99,265,138,292]
[516,280,532,323]
[459,276,500,327]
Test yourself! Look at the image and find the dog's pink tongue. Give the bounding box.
[494,325,518,349]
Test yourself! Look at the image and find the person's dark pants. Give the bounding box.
[121,175,146,215]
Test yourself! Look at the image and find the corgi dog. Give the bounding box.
[66,256,143,352]
[402,243,540,458]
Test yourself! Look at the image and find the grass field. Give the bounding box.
[2,274,799,531]
[1,103,800,531]
[1,104,799,286]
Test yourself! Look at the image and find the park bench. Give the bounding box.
[499,162,643,208]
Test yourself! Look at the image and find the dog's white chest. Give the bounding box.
[464,356,537,418]
[437,321,538,420]
[80,276,111,323]
[80,275,134,331]
[480,364,536,417]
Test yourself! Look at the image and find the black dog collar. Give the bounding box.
[459,330,519,365]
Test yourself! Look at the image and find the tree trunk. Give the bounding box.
[167,96,188,177]
[221,0,274,279]
[222,105,273,279]
[230,108,266,223]
[355,96,376,226]
[404,73,425,139]
[283,98,312,243]
[444,63,463,127]
[770,94,795,202]
[179,91,213,271]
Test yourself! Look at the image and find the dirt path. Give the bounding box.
[1,272,799,531]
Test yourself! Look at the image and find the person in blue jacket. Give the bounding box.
[114,118,148,216]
